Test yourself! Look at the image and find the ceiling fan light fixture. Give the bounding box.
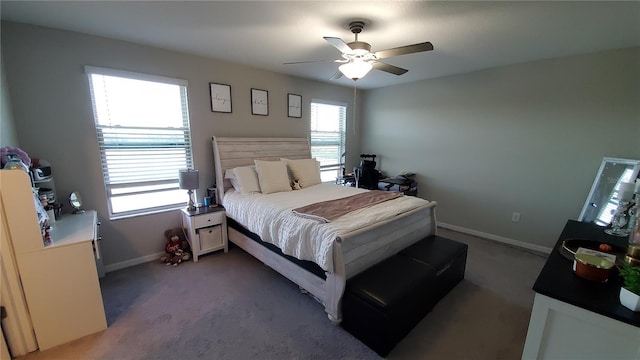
[348,41,371,55]
[339,59,373,80]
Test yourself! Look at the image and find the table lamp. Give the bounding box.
[179,169,199,211]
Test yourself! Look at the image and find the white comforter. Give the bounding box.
[222,183,435,272]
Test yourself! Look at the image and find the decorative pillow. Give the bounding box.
[281,158,322,188]
[224,168,236,180]
[225,166,260,194]
[224,168,241,192]
[254,160,292,194]
[233,166,261,194]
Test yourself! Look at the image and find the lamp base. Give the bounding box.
[186,189,196,211]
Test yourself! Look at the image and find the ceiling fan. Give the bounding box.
[284,20,434,80]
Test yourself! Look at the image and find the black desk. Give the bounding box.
[533,219,640,327]
[378,177,417,196]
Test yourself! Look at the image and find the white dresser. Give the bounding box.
[0,170,107,353]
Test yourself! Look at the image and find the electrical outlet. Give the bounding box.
[512,212,521,222]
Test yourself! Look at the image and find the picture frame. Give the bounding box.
[251,88,269,116]
[209,83,232,113]
[287,93,302,118]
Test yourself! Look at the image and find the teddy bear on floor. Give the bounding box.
[160,227,191,266]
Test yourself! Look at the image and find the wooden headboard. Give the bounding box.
[212,137,311,204]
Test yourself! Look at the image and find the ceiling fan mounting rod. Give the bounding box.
[349,20,365,42]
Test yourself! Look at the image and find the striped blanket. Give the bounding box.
[292,190,402,223]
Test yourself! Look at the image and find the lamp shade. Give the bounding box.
[178,169,199,190]
[339,59,373,80]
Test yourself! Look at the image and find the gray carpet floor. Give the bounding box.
[16,227,547,360]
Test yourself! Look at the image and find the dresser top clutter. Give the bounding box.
[47,210,98,248]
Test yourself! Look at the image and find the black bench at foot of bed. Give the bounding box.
[341,235,468,357]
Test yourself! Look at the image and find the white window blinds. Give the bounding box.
[310,99,347,182]
[86,66,193,218]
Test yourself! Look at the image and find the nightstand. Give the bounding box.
[180,206,228,262]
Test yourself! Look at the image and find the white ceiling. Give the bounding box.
[1,1,639,89]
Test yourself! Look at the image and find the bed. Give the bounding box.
[212,136,437,323]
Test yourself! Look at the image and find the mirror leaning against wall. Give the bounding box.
[579,157,640,227]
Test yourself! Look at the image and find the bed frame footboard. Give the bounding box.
[327,203,436,322]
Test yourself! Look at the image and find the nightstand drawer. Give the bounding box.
[198,226,223,251]
[193,211,224,229]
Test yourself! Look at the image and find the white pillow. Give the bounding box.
[224,168,236,180]
[224,169,241,192]
[281,158,322,188]
[254,160,292,194]
[225,166,261,194]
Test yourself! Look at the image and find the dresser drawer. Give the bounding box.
[198,226,223,251]
[193,211,224,229]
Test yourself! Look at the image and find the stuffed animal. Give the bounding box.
[291,179,302,190]
[160,227,191,266]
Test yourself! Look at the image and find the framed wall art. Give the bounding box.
[251,88,269,116]
[287,93,302,118]
[210,83,232,113]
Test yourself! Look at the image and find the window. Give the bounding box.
[86,66,193,219]
[310,99,347,182]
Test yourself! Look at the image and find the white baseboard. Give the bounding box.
[438,222,553,255]
[104,251,165,274]
[104,223,552,273]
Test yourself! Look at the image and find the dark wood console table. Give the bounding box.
[378,177,417,196]
[522,220,640,359]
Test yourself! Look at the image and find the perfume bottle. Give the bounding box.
[606,182,636,237]
[625,188,640,265]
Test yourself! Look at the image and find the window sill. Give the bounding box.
[109,204,186,221]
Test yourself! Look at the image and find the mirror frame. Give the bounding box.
[579,157,640,224]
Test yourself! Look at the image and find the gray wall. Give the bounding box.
[3,19,638,267]
[1,57,19,147]
[1,21,359,268]
[362,47,640,249]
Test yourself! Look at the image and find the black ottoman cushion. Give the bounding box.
[398,235,468,305]
[341,255,436,356]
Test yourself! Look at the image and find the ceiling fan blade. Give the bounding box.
[374,42,434,59]
[372,61,408,76]
[283,59,341,65]
[329,69,343,80]
[323,37,353,54]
